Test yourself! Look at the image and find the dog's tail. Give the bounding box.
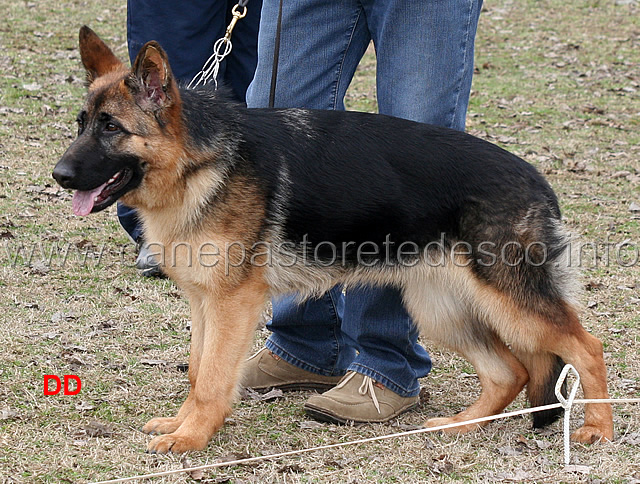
[520,352,567,428]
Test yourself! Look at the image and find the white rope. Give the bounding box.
[89,366,640,484]
[555,364,581,465]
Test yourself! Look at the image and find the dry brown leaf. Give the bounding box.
[0,408,18,421]
[299,420,324,429]
[182,457,204,480]
[84,421,113,438]
[260,388,284,401]
[278,463,305,473]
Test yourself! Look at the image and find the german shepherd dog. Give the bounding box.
[53,27,613,454]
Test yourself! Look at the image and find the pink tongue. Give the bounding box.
[72,183,107,216]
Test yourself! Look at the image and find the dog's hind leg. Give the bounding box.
[142,292,206,436]
[147,270,269,454]
[537,306,613,443]
[424,331,529,433]
[402,267,528,433]
[479,288,612,443]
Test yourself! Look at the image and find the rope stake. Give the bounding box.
[555,364,581,465]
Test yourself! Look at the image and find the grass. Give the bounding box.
[1,0,639,482]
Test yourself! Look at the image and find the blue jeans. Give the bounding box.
[247,0,482,397]
[119,0,262,242]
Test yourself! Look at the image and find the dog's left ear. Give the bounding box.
[128,41,176,113]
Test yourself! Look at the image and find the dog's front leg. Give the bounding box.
[142,292,206,436]
[147,272,268,454]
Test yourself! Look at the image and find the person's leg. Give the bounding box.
[247,0,370,110]
[266,288,354,376]
[302,0,484,421]
[223,0,262,102]
[245,0,371,376]
[310,0,482,398]
[342,287,431,397]
[116,202,143,243]
[127,0,227,83]
[366,0,483,129]
[122,0,243,263]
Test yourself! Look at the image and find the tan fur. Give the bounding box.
[543,312,614,443]
[143,267,269,453]
[87,70,129,92]
[402,261,612,440]
[134,159,269,453]
[79,25,124,83]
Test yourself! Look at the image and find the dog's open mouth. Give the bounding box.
[72,168,134,216]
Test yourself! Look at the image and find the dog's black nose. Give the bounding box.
[52,163,76,188]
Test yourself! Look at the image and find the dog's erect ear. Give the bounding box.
[127,41,175,112]
[78,26,123,83]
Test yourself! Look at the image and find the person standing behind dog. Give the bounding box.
[118,0,262,275]
[243,0,483,424]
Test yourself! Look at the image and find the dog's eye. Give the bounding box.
[76,112,86,135]
[104,122,120,133]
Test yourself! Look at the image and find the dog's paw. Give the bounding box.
[147,432,209,454]
[571,425,613,444]
[424,417,482,434]
[142,417,182,435]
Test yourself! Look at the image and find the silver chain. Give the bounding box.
[187,4,247,90]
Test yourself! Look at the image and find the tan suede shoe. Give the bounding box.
[242,348,343,392]
[303,371,419,424]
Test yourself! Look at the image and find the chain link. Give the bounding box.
[187,3,248,90]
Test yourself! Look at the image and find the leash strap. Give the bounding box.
[187,1,249,90]
[268,0,283,108]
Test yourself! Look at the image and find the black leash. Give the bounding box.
[268,0,283,108]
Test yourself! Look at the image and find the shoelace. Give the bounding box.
[334,372,381,414]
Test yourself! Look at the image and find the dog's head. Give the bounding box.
[53,26,183,215]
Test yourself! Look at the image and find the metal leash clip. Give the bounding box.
[187,1,248,90]
[225,4,247,41]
